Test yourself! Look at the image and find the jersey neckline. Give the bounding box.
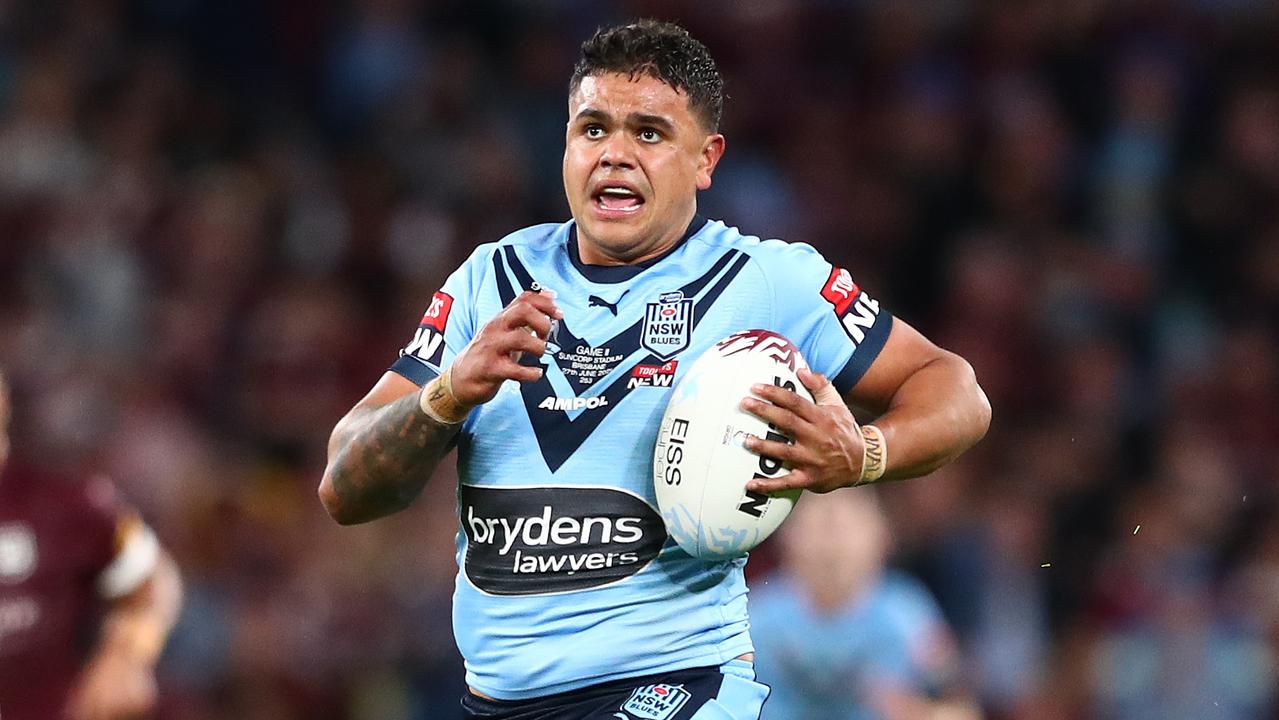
[566,215,708,284]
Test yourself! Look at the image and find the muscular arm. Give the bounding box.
[66,550,183,720]
[96,550,183,665]
[847,319,991,481]
[319,372,460,525]
[319,289,560,525]
[744,318,990,493]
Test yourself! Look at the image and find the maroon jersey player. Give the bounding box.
[0,370,182,720]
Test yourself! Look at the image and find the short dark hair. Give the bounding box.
[570,20,724,132]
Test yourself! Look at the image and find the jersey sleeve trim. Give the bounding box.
[832,313,893,393]
[98,521,160,599]
[389,354,440,387]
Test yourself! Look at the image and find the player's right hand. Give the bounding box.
[449,289,562,408]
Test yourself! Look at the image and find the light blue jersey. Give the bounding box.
[750,571,957,720]
[391,217,893,700]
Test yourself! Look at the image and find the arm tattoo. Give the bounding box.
[326,390,459,523]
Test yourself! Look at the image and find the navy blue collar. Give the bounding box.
[567,216,708,284]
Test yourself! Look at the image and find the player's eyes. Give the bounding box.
[639,129,661,142]
[585,125,605,139]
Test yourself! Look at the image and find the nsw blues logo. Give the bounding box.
[642,291,693,360]
[619,683,691,719]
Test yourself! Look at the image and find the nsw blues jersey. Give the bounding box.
[391,217,893,700]
[749,570,960,720]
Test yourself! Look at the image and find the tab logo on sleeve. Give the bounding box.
[403,291,453,366]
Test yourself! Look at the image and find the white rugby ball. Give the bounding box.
[653,329,812,560]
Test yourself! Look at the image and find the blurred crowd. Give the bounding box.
[1,0,1277,718]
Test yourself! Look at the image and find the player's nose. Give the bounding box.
[598,134,636,169]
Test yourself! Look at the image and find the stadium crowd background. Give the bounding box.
[0,0,1276,717]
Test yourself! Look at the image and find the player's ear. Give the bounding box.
[696,134,726,191]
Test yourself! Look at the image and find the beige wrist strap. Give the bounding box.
[419,368,470,425]
[857,424,887,484]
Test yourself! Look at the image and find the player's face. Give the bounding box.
[781,492,888,606]
[564,72,725,265]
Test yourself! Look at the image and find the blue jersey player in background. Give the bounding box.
[319,19,991,720]
[750,488,981,720]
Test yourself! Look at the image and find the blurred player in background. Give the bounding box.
[0,369,183,720]
[320,19,989,719]
[751,489,981,720]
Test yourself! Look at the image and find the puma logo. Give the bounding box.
[588,290,628,316]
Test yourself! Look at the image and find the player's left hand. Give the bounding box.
[64,650,157,720]
[740,367,864,494]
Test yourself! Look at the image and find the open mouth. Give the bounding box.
[593,186,644,213]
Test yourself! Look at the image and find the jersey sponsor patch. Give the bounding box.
[627,360,678,389]
[621,683,692,719]
[402,291,454,367]
[642,291,693,360]
[537,395,609,411]
[820,268,883,348]
[821,267,860,314]
[461,485,664,595]
[422,291,454,331]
